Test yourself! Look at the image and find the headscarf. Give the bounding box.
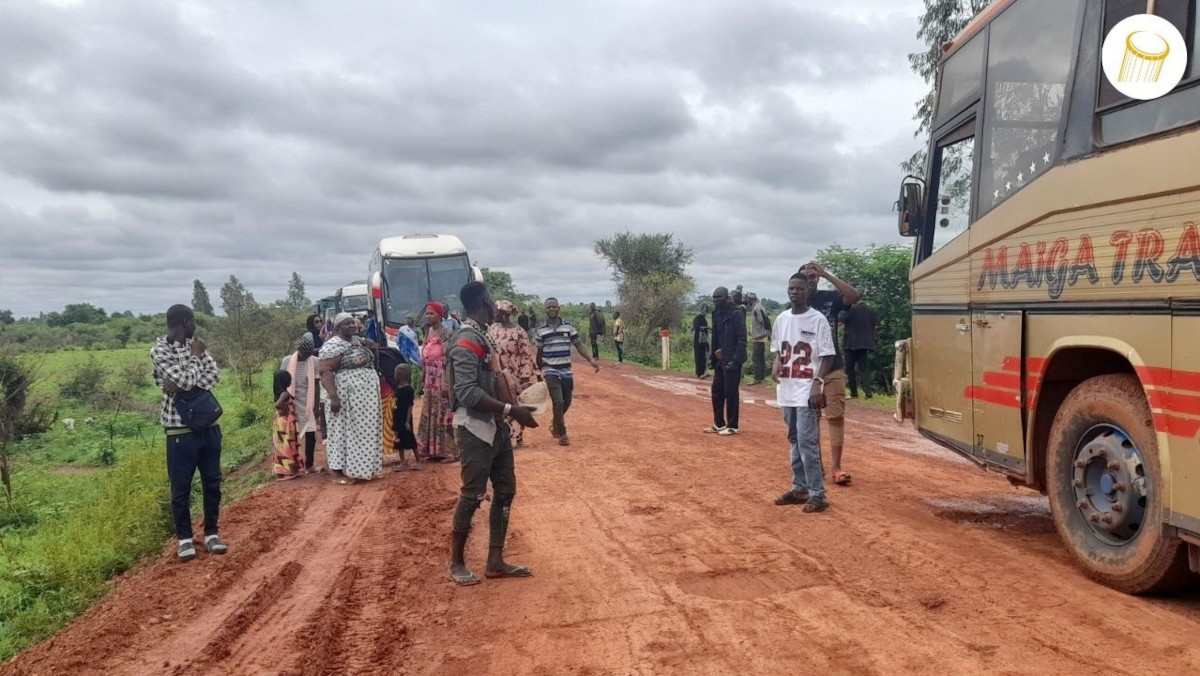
[495,300,517,315]
[298,332,316,352]
[333,312,354,328]
[425,302,448,321]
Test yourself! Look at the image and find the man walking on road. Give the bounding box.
[748,293,772,386]
[843,301,879,399]
[612,311,625,364]
[151,304,229,561]
[535,298,600,447]
[772,274,836,512]
[446,282,539,586]
[705,288,746,436]
[800,262,861,487]
[588,303,606,359]
[692,306,710,379]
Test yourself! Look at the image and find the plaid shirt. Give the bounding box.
[150,336,221,428]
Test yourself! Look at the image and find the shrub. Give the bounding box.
[58,359,108,401]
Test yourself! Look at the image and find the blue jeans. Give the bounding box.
[783,407,824,499]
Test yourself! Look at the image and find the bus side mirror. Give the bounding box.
[897,177,924,238]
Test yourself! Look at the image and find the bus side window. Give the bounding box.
[926,126,976,258]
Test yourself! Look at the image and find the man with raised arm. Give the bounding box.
[799,262,862,487]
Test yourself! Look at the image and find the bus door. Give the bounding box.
[910,118,979,458]
[968,310,1026,472]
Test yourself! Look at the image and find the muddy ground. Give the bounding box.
[4,363,1200,675]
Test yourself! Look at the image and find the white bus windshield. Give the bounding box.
[341,295,369,312]
[382,254,471,325]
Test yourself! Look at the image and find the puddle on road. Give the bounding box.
[926,494,1054,534]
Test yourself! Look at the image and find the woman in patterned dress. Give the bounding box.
[417,302,458,462]
[488,299,540,448]
[318,313,383,484]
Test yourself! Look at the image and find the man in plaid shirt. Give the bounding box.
[150,304,228,561]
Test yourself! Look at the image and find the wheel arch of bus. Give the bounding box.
[1024,337,1170,496]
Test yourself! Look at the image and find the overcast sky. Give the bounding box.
[0,0,927,317]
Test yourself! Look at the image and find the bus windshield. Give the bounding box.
[382,254,471,325]
[341,295,369,313]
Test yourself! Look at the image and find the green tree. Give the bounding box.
[219,275,257,317]
[594,232,694,282]
[816,244,913,394]
[0,310,13,331]
[594,232,696,353]
[46,303,108,327]
[904,0,989,174]
[192,279,214,315]
[481,268,537,306]
[283,272,311,311]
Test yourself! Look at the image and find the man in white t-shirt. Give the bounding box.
[771,273,837,512]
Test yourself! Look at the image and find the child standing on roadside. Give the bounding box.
[393,364,422,471]
[272,370,305,480]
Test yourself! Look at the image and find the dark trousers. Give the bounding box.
[453,427,516,549]
[545,374,575,436]
[847,349,873,397]
[752,341,767,382]
[166,426,223,541]
[711,366,742,429]
[615,340,624,363]
[694,342,709,377]
[590,334,601,358]
[303,431,316,469]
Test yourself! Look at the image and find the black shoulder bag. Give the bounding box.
[174,388,223,432]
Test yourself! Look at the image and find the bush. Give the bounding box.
[237,405,264,429]
[58,359,108,401]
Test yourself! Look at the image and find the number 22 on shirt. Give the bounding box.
[778,341,813,379]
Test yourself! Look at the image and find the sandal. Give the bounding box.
[485,563,532,579]
[335,478,360,485]
[833,472,853,486]
[448,567,481,586]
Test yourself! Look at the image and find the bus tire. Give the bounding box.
[1046,373,1192,594]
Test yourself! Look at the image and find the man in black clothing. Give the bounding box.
[588,303,606,359]
[692,306,710,379]
[705,288,747,436]
[800,263,861,486]
[843,301,879,399]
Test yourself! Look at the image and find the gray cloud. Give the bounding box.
[0,0,926,317]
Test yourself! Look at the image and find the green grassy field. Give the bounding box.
[0,347,275,660]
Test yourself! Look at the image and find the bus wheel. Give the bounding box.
[1046,374,1192,594]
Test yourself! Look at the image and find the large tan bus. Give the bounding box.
[896,0,1200,593]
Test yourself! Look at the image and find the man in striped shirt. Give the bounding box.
[534,298,599,447]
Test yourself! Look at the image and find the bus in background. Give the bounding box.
[314,295,338,323]
[895,0,1200,594]
[367,234,483,346]
[336,282,370,320]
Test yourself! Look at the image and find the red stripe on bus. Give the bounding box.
[964,386,1021,409]
[982,371,1021,390]
[1137,366,1200,393]
[1001,357,1046,374]
[1146,389,1200,416]
[1153,414,1200,438]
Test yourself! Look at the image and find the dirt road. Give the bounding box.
[5,363,1200,675]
